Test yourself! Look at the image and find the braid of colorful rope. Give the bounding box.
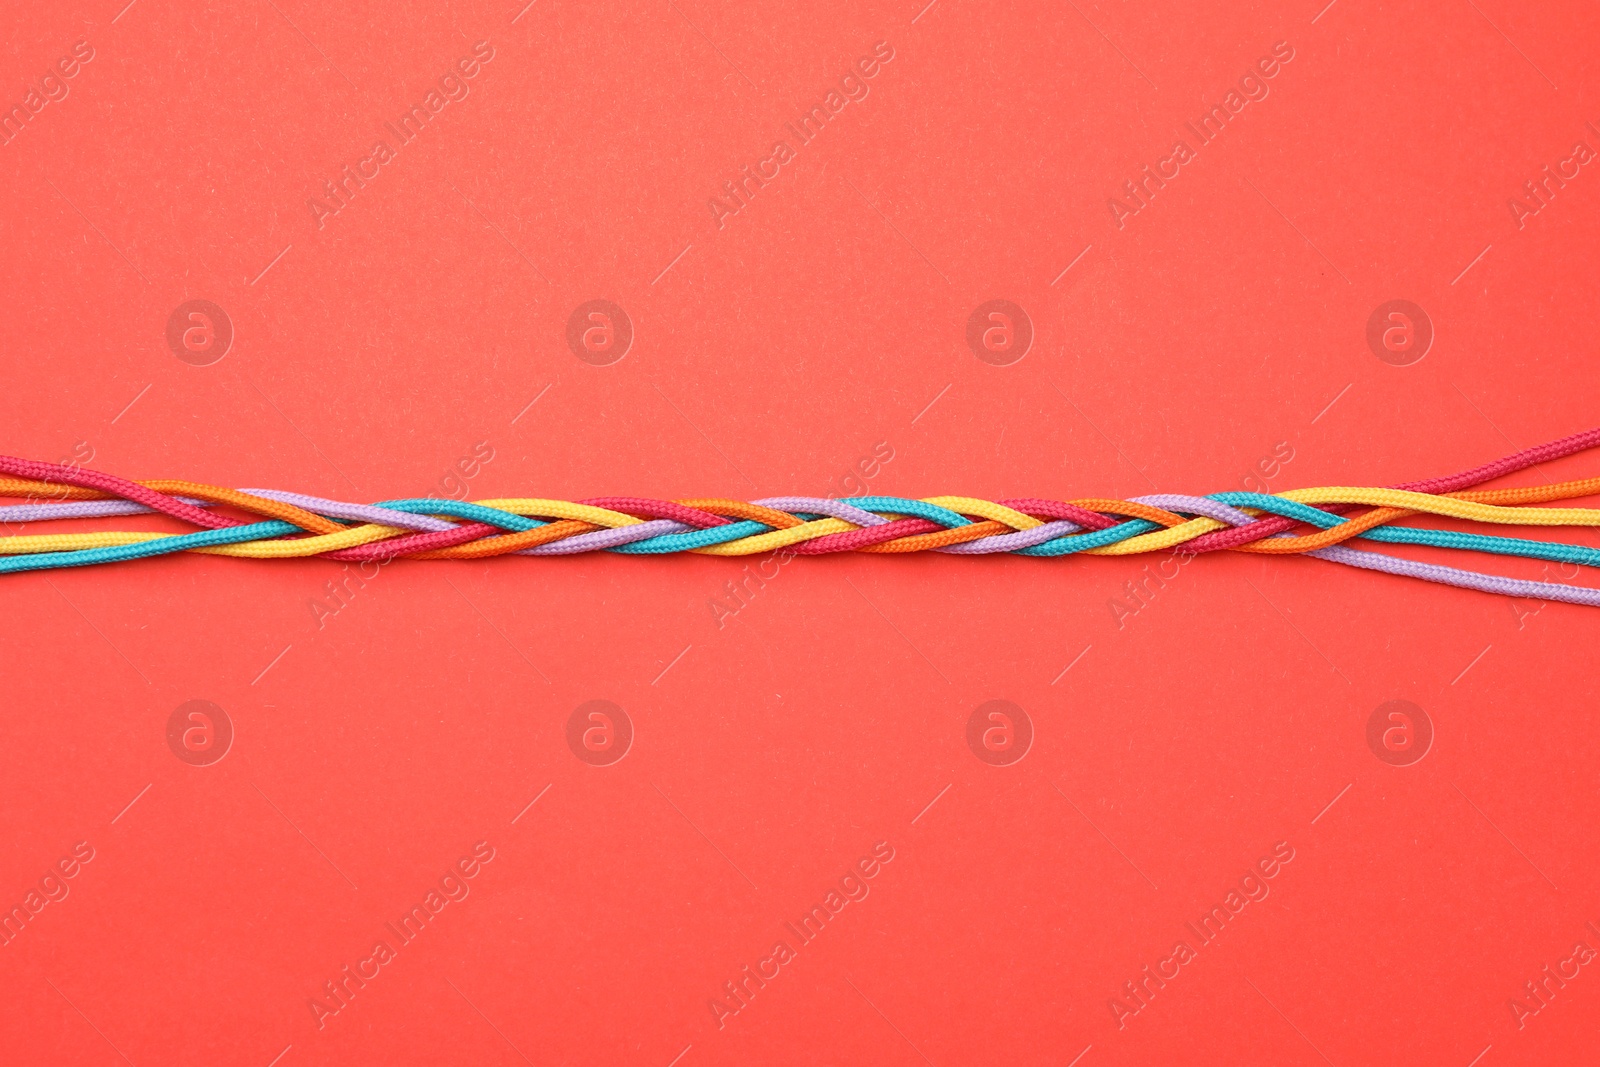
[1,428,1599,607]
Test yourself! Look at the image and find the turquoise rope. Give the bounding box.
[373,499,545,532]
[0,520,298,574]
[844,496,975,528]
[612,519,770,553]
[1360,525,1600,566]
[1020,519,1162,556]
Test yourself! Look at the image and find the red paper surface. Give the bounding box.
[3,1,1600,1064]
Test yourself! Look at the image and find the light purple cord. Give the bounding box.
[0,497,210,523]
[1311,544,1600,606]
[755,497,889,526]
[243,489,458,532]
[519,519,691,554]
[1131,494,1257,526]
[938,519,1087,553]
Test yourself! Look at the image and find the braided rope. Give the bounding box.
[2,428,1599,606]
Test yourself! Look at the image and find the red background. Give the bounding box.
[3,0,1600,1063]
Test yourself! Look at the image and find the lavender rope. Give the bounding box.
[519,519,691,554]
[755,497,890,526]
[1312,544,1600,606]
[243,489,458,532]
[0,497,210,523]
[938,519,1088,553]
[1131,494,1258,526]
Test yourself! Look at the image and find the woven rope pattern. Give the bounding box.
[2,429,1599,606]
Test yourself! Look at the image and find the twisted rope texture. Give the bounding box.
[2,428,1600,606]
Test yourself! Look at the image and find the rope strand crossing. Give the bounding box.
[2,428,1600,606]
